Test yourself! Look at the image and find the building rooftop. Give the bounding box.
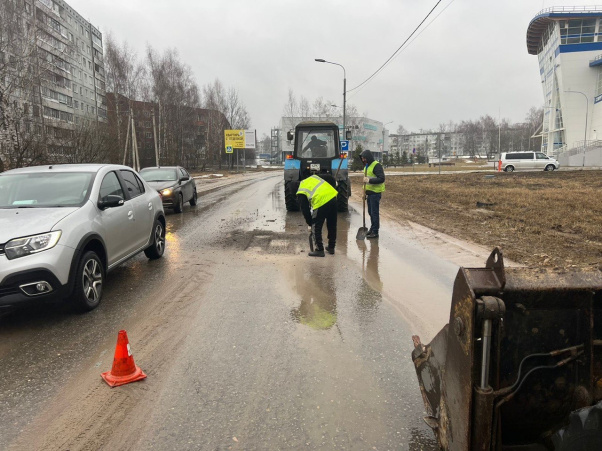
[527,6,602,55]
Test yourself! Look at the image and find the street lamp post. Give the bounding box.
[564,90,589,166]
[315,59,346,143]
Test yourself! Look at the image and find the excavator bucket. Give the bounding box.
[411,247,602,451]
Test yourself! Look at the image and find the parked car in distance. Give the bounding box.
[139,166,197,213]
[501,151,559,172]
[0,164,166,312]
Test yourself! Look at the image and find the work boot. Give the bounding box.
[308,249,325,257]
[325,246,335,255]
[366,231,379,239]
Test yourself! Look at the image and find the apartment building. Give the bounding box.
[1,0,105,163]
[107,93,231,169]
[36,0,106,123]
[528,5,602,165]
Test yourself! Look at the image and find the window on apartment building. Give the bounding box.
[80,87,83,95]
[74,100,79,109]
[145,121,151,128]
[559,19,597,44]
[88,61,92,70]
[80,25,84,34]
[144,110,150,117]
[145,132,152,139]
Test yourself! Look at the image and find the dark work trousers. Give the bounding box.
[312,198,337,251]
[366,192,381,233]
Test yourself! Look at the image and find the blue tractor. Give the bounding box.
[283,121,351,212]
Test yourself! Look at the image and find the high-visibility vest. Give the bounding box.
[364,161,385,193]
[296,175,338,209]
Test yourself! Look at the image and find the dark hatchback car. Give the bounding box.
[139,166,197,213]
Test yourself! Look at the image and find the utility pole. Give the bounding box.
[123,111,131,165]
[152,108,159,166]
[438,136,442,175]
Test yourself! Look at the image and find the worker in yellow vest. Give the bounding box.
[360,149,385,239]
[296,172,338,257]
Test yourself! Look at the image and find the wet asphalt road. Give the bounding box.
[0,173,458,450]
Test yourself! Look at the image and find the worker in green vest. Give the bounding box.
[360,149,385,239]
[296,172,338,257]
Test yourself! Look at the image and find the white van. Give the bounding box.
[500,152,559,172]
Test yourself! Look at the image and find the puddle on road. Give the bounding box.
[212,179,453,341]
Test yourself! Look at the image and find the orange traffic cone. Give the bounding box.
[498,160,502,172]
[101,330,147,387]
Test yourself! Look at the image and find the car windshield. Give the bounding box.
[297,129,336,158]
[140,168,178,182]
[0,172,94,208]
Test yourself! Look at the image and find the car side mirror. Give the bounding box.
[346,130,352,140]
[287,131,294,141]
[180,176,189,182]
[98,195,124,210]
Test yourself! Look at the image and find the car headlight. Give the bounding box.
[4,231,62,260]
[160,188,173,196]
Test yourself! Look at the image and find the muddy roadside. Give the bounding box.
[351,169,602,270]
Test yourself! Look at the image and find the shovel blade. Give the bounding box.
[309,232,314,252]
[356,227,368,240]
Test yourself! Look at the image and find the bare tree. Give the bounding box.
[146,47,201,167]
[105,34,145,163]
[0,1,50,170]
[282,88,298,134]
[225,86,250,129]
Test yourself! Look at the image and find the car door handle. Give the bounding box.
[127,210,134,220]
[148,202,153,211]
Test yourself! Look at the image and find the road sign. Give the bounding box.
[224,129,256,152]
[226,145,233,154]
[340,140,349,152]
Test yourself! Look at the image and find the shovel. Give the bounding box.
[309,226,315,252]
[356,183,368,240]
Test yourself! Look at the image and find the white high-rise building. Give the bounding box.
[528,6,602,165]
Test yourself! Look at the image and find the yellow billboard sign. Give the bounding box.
[225,130,245,150]
[224,130,256,152]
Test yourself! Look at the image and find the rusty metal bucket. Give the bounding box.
[411,248,602,451]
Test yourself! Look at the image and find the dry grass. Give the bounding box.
[352,170,602,269]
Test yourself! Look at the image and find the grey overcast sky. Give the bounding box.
[69,0,602,137]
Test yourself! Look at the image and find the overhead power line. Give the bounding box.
[347,0,444,94]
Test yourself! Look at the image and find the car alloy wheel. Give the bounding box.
[145,219,165,259]
[83,258,102,304]
[545,164,555,171]
[73,250,104,312]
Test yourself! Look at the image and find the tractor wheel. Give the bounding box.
[336,179,349,212]
[284,180,299,211]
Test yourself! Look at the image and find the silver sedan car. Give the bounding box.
[0,164,166,312]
